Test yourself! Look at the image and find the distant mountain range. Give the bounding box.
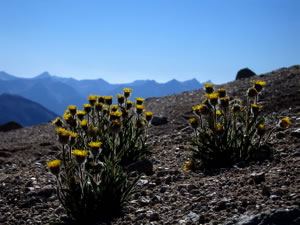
[0,93,58,126]
[0,71,205,115]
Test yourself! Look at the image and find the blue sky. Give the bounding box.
[0,0,299,84]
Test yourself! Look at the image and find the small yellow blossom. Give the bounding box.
[183,161,192,171]
[247,87,258,98]
[117,94,125,105]
[215,124,223,134]
[110,105,119,112]
[251,104,263,115]
[80,120,88,130]
[83,104,92,113]
[253,80,267,92]
[136,104,145,114]
[102,107,109,115]
[257,124,265,136]
[216,110,222,115]
[220,97,230,108]
[98,96,105,103]
[110,111,123,120]
[217,88,227,98]
[88,142,102,157]
[46,159,62,175]
[135,97,145,105]
[68,105,77,115]
[123,88,132,98]
[56,128,70,144]
[145,112,153,122]
[88,95,97,106]
[76,110,86,121]
[189,118,199,129]
[52,117,63,127]
[72,149,89,164]
[204,83,214,94]
[206,93,219,106]
[126,100,133,110]
[104,96,113,105]
[69,131,78,145]
[88,142,102,148]
[279,117,291,128]
[95,102,104,111]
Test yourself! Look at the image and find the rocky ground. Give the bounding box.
[0,65,300,225]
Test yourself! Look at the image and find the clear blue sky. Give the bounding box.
[0,0,299,84]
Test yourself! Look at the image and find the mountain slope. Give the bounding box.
[0,71,203,115]
[0,77,85,115]
[0,93,58,126]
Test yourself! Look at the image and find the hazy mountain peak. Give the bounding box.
[34,71,52,79]
[0,71,17,80]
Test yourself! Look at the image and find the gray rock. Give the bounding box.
[139,197,150,206]
[291,152,300,158]
[291,129,300,138]
[126,158,153,175]
[235,68,256,80]
[226,207,300,225]
[146,211,160,221]
[151,116,168,126]
[250,172,266,184]
[185,211,200,223]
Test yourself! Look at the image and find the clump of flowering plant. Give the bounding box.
[48,89,153,223]
[187,81,291,170]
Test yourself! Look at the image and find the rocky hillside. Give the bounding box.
[0,65,299,225]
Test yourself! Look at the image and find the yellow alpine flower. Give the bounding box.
[253,80,267,92]
[206,93,219,106]
[52,117,63,127]
[68,105,77,115]
[215,123,223,134]
[189,117,199,129]
[257,124,265,136]
[46,159,62,175]
[110,111,123,120]
[123,88,132,98]
[72,149,89,164]
[76,110,86,121]
[136,104,145,114]
[247,87,258,98]
[135,97,145,105]
[110,105,119,112]
[126,100,133,110]
[95,102,104,111]
[117,94,125,105]
[204,83,214,94]
[83,104,92,113]
[104,96,113,105]
[183,161,192,171]
[80,120,88,130]
[279,117,291,128]
[217,88,227,98]
[145,112,153,122]
[56,128,70,144]
[88,95,97,106]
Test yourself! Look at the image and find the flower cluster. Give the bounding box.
[47,88,153,223]
[186,81,291,170]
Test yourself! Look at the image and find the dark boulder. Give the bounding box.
[236,68,256,80]
[0,121,23,132]
[151,116,168,126]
